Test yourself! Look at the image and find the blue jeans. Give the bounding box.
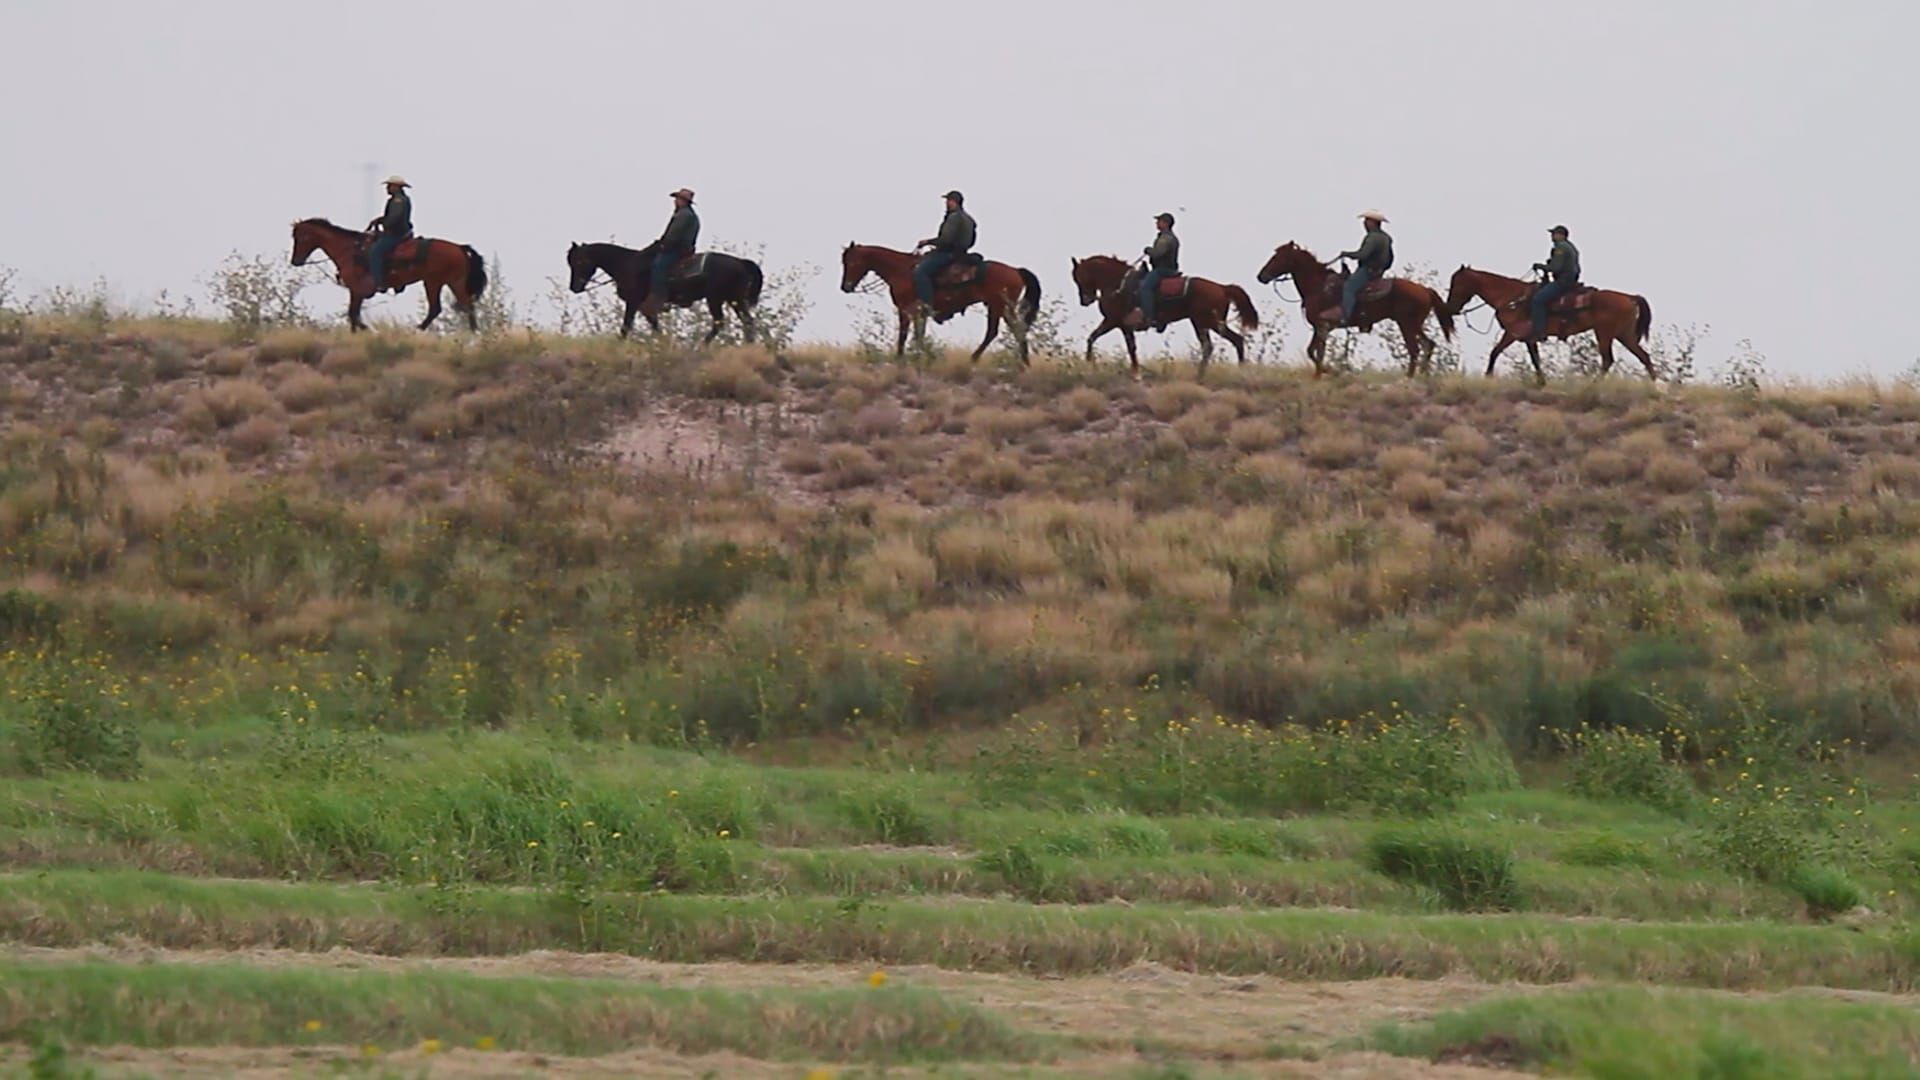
[1531,280,1573,340]
[1139,270,1169,325]
[1341,267,1376,324]
[650,251,685,301]
[914,251,956,304]
[367,232,405,289]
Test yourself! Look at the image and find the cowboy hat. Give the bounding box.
[1358,209,1388,222]
[383,175,410,188]
[669,187,696,201]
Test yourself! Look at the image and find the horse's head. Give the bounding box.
[1443,266,1480,315]
[839,243,870,294]
[1070,256,1122,306]
[566,243,597,294]
[289,219,324,267]
[1256,242,1314,284]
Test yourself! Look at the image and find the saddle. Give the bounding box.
[354,234,429,288]
[668,252,712,284]
[932,253,988,288]
[1523,283,1595,315]
[1119,267,1195,326]
[1320,274,1394,305]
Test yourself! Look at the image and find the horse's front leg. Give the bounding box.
[1485,330,1519,377]
[348,293,366,333]
[1308,324,1328,377]
[1086,317,1117,364]
[620,302,638,339]
[1121,328,1140,374]
[418,284,443,331]
[972,304,1002,363]
[704,296,726,345]
[895,309,911,357]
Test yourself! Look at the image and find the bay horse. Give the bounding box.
[566,241,764,342]
[1070,255,1259,375]
[1443,267,1655,384]
[839,243,1041,364]
[290,218,488,332]
[1255,242,1453,378]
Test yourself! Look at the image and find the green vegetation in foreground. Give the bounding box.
[1371,985,1920,1079]
[3,870,1912,990]
[0,956,1034,1063]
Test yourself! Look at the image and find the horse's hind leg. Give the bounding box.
[620,303,638,339]
[735,301,757,344]
[1401,321,1424,377]
[1215,320,1248,365]
[1525,341,1547,386]
[1617,331,1659,381]
[348,294,366,333]
[1195,326,1214,378]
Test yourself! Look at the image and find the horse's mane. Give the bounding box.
[295,217,359,237]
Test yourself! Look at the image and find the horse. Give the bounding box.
[290,218,487,332]
[1255,242,1453,378]
[566,241,764,342]
[1443,267,1655,384]
[839,243,1041,364]
[1069,255,1259,375]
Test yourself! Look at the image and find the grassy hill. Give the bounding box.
[10,315,1920,1075]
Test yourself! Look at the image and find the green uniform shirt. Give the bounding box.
[1147,231,1180,273]
[935,209,977,253]
[1542,239,1581,283]
[382,192,412,237]
[1344,229,1393,273]
[660,206,700,254]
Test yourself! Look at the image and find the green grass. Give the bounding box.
[0,957,1036,1063]
[4,870,1911,989]
[1371,985,1920,1078]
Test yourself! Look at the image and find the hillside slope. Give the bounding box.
[4,316,1920,751]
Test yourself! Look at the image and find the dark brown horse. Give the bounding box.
[1443,267,1655,384]
[1255,242,1453,377]
[291,218,488,332]
[839,243,1041,364]
[566,241,764,342]
[1070,255,1259,375]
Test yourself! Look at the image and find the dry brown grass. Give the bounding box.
[822,444,883,489]
[194,378,282,429]
[1303,427,1367,469]
[694,347,779,403]
[1145,382,1208,421]
[1644,452,1709,494]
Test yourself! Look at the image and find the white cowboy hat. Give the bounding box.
[1358,209,1388,222]
[383,175,410,188]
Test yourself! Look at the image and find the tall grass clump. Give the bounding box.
[1365,826,1522,912]
[1557,723,1695,813]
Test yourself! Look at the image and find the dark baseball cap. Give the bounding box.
[942,190,965,202]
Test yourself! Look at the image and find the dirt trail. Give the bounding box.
[8,944,1512,1063]
[4,1044,1526,1079]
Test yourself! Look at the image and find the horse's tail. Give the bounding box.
[1018,267,1042,327]
[1224,284,1260,330]
[462,245,489,301]
[1634,294,1652,343]
[1427,285,1455,341]
[743,259,765,308]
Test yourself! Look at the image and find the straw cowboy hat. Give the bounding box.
[669,187,696,201]
[383,175,410,188]
[1358,209,1388,222]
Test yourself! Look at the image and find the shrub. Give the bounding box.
[1786,865,1865,921]
[693,348,777,403]
[7,655,142,779]
[1365,826,1521,912]
[975,841,1056,901]
[1559,725,1695,812]
[837,781,936,845]
[1303,429,1367,468]
[821,444,883,489]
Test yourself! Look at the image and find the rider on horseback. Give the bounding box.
[644,188,701,318]
[1140,213,1180,331]
[914,191,977,312]
[1528,225,1582,342]
[365,176,412,294]
[1332,210,1393,326]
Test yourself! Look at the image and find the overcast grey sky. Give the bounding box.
[3,1,1914,376]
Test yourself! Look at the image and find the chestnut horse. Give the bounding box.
[291,218,488,332]
[839,243,1041,364]
[1443,267,1655,384]
[1070,255,1259,375]
[1255,242,1453,377]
